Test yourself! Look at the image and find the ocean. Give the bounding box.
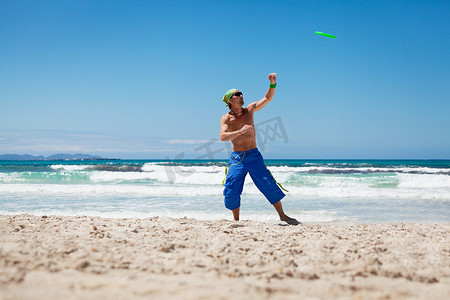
[0,159,449,223]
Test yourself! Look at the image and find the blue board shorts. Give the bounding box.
[223,148,285,210]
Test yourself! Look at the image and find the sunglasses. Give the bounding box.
[232,92,243,97]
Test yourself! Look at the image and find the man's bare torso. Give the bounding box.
[222,108,257,152]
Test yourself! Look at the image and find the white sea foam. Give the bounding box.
[139,163,450,184]
[0,172,23,183]
[286,185,450,200]
[1,174,449,200]
[88,171,157,183]
[141,163,226,184]
[0,183,224,197]
[2,162,450,201]
[397,173,450,188]
[268,165,449,174]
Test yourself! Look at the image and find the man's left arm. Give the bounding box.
[248,73,277,112]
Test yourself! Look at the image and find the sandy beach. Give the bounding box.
[0,214,449,299]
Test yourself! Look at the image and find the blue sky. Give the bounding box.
[1,0,449,159]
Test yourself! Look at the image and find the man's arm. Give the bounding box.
[219,115,253,141]
[248,73,277,113]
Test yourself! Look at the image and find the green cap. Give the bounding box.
[222,88,237,106]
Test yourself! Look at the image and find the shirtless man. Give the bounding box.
[219,73,299,225]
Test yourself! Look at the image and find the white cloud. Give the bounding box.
[163,139,212,145]
[0,130,229,159]
[0,129,162,156]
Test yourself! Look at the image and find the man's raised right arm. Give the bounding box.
[219,116,253,141]
[220,115,240,141]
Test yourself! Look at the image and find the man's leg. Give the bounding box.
[247,151,300,225]
[223,162,247,220]
[273,200,300,225]
[232,207,240,221]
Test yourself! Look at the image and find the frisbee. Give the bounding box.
[315,31,336,39]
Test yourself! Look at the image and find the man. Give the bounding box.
[219,73,299,225]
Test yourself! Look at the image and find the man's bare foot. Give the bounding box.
[281,215,300,226]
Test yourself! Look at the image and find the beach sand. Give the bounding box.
[0,214,449,299]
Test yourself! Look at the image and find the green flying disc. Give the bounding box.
[315,31,336,39]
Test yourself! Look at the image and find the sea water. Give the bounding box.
[0,159,449,223]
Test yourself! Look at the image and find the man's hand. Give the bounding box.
[268,73,277,84]
[240,124,253,135]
